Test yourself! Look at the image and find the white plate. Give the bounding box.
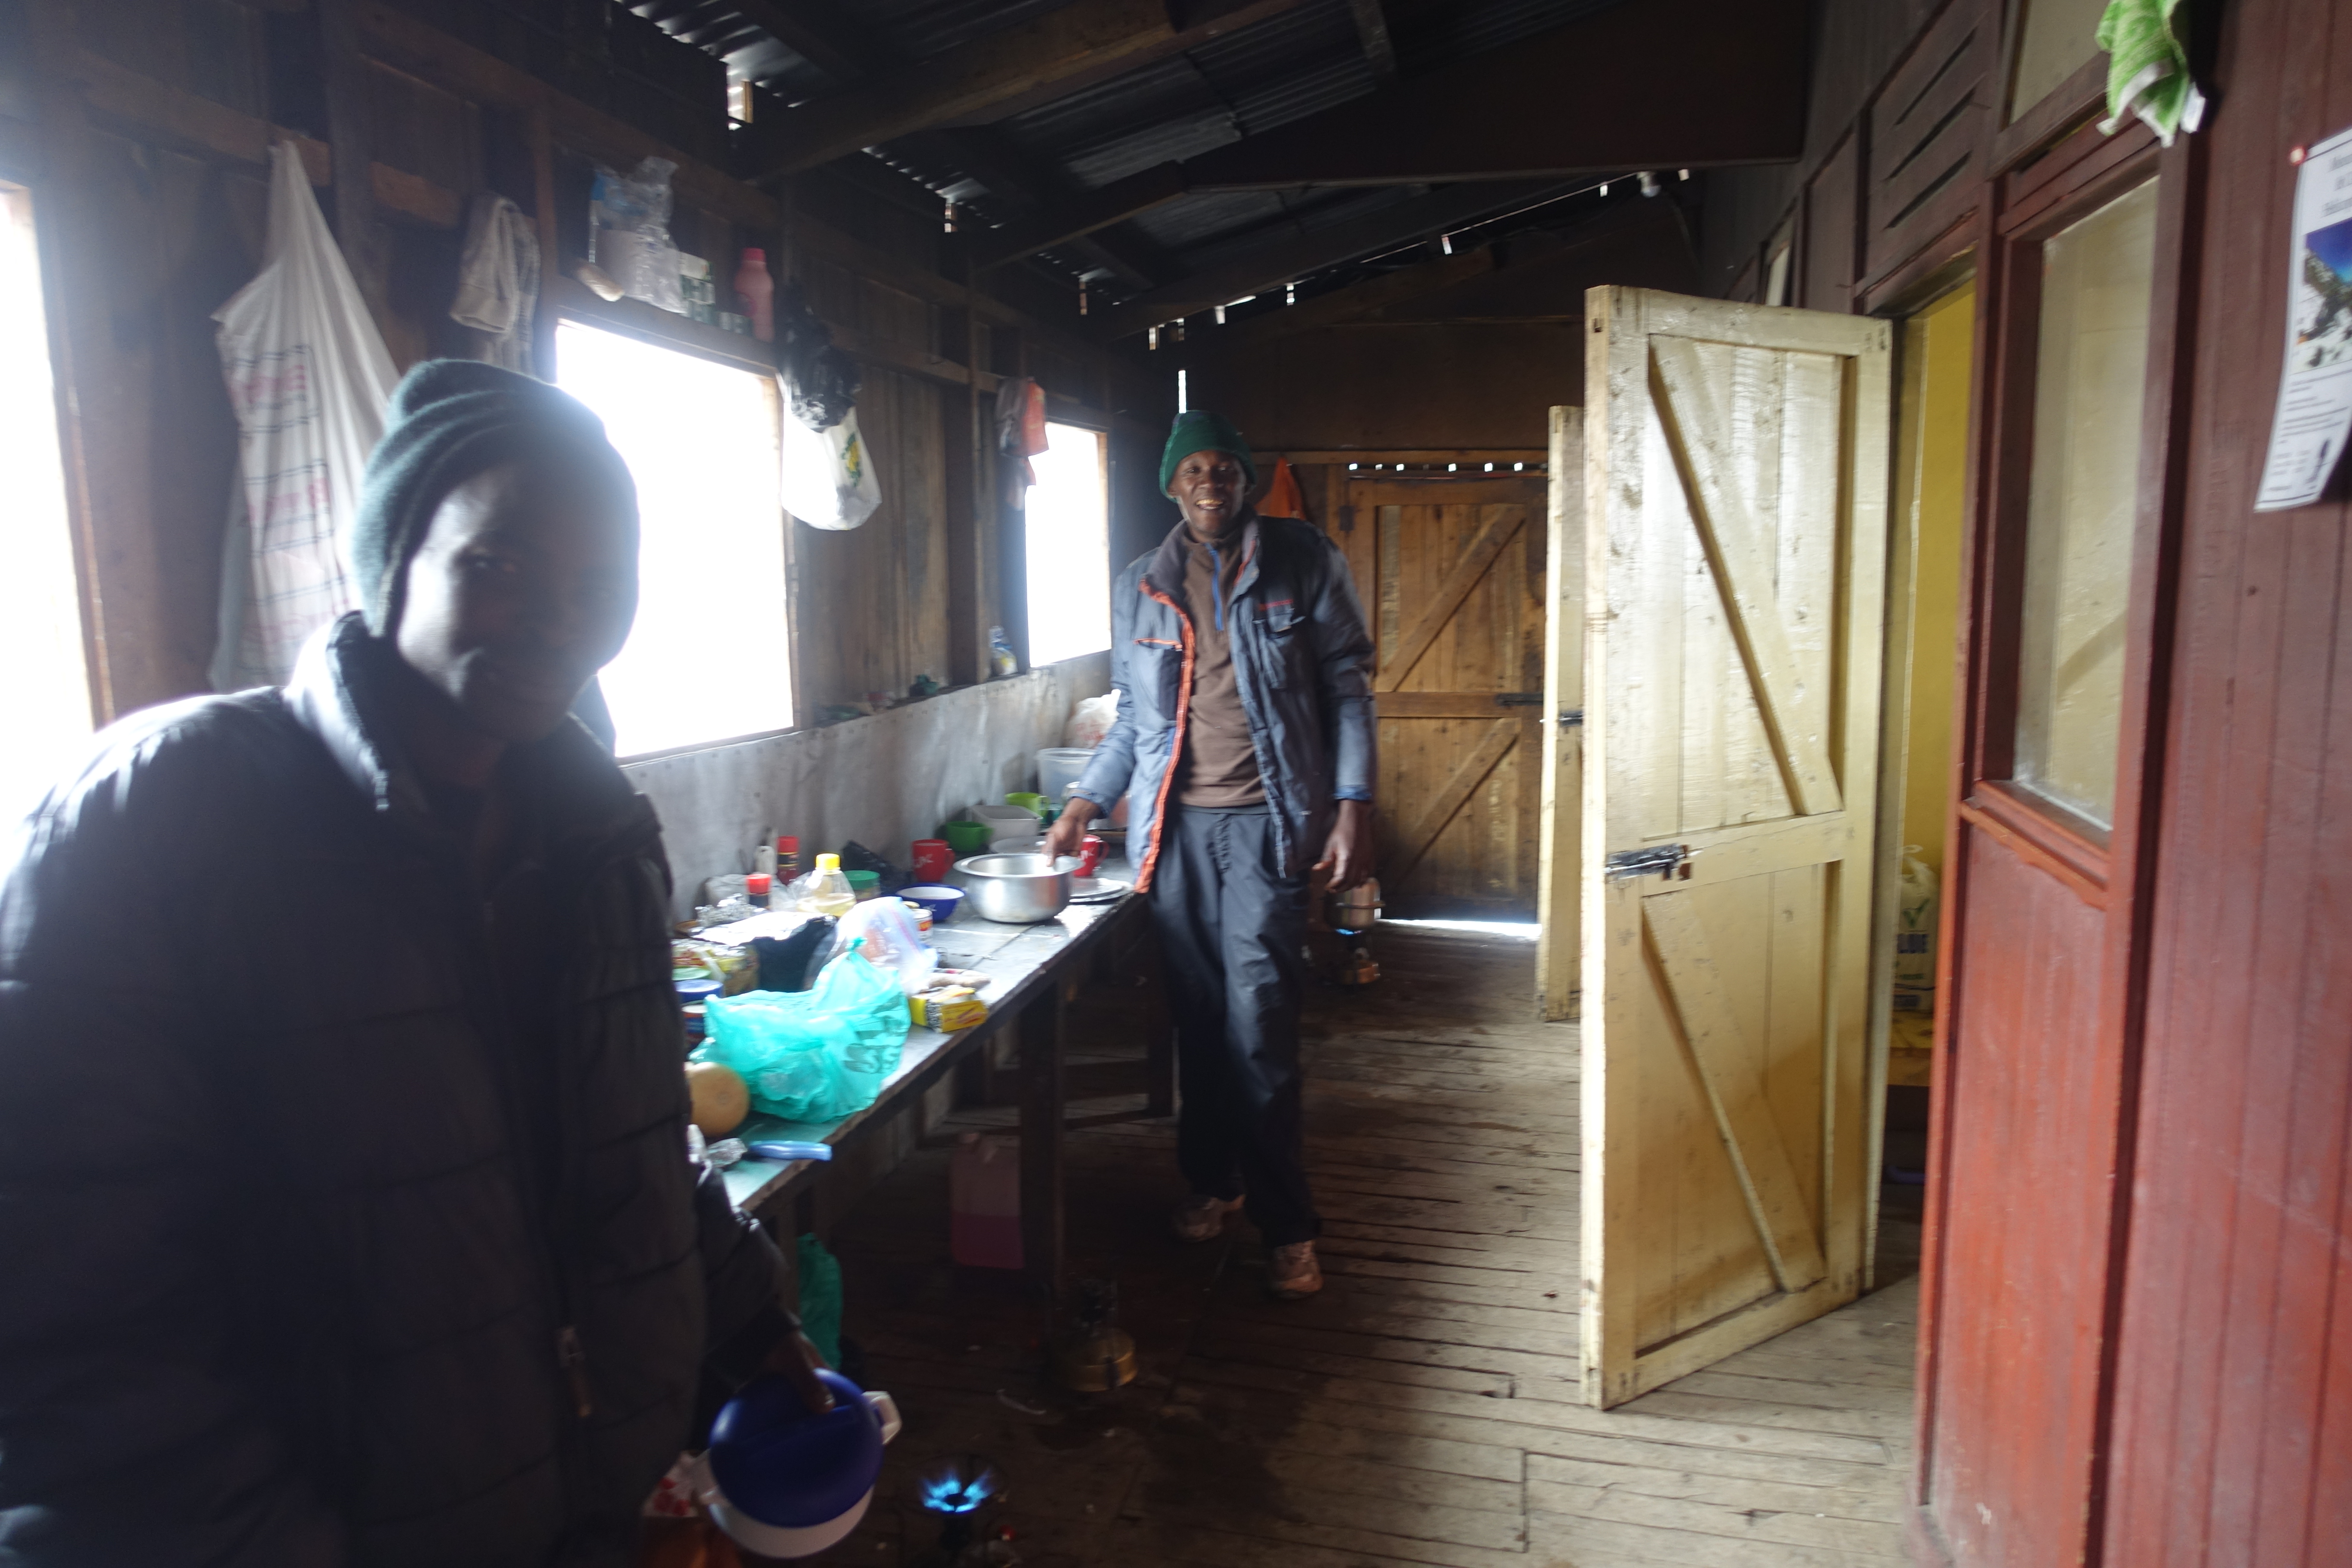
[1069,876,1132,903]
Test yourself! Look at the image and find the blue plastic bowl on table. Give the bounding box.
[898,885,965,925]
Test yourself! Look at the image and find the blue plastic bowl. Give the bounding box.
[899,885,965,925]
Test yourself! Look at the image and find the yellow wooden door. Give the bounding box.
[1580,287,1893,1407]
[1345,473,1547,918]
[1537,407,1585,1020]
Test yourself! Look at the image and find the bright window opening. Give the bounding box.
[1024,422,1111,668]
[0,183,92,821]
[555,320,792,757]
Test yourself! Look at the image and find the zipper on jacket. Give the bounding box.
[557,1325,594,1419]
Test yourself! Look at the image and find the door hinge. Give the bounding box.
[1556,708,1584,727]
[1495,692,1544,707]
[1605,843,1694,882]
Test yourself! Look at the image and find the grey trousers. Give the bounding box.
[1147,805,1322,1245]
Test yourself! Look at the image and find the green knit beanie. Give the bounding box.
[1159,409,1256,493]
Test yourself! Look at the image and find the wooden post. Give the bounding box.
[316,0,393,346]
[1018,979,1066,1302]
[1535,405,1584,1020]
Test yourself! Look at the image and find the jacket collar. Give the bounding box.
[1144,513,1262,605]
[282,613,652,846]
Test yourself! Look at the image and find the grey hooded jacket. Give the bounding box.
[0,615,786,1567]
[1072,514,1376,889]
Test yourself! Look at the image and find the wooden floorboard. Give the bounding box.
[796,926,1918,1566]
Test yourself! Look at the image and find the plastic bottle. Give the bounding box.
[776,835,800,881]
[735,247,775,343]
[746,872,773,910]
[950,1133,1022,1269]
[801,852,855,919]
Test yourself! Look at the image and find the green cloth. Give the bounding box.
[2097,0,2205,147]
[1159,409,1256,493]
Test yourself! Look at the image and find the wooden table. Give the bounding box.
[718,861,1162,1301]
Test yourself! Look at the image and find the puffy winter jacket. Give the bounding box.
[0,615,782,1567]
[1072,514,1377,889]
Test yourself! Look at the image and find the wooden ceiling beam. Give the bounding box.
[977,0,1802,272]
[1346,0,1397,84]
[743,0,1314,179]
[1094,179,1565,340]
[1177,0,1806,190]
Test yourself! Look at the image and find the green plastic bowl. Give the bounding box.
[943,820,992,854]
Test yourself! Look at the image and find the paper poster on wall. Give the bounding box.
[2257,126,2352,511]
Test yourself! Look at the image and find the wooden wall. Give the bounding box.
[8,0,1165,726]
[1186,197,1700,453]
[1687,0,2352,1563]
[2099,0,2352,1557]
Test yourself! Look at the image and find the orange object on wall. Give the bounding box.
[1259,456,1307,520]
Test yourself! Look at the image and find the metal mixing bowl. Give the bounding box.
[954,853,1075,923]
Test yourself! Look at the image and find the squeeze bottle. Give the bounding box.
[735,248,775,343]
[802,852,855,919]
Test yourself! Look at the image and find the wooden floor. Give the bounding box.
[802,924,1920,1567]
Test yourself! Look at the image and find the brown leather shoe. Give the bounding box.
[1267,1241,1322,1299]
[1172,1194,1245,1242]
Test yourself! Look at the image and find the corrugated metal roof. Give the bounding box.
[634,0,1644,300]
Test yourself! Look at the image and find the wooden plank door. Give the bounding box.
[1537,407,1586,1020]
[1580,286,1892,1407]
[1343,472,1547,919]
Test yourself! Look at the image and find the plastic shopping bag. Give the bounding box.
[781,407,882,532]
[835,897,938,995]
[695,943,911,1121]
[1892,847,1939,1011]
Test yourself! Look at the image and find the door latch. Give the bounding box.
[1556,708,1584,727]
[1604,844,1694,882]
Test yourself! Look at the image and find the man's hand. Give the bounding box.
[763,1329,835,1414]
[1312,799,1376,892]
[1043,796,1096,862]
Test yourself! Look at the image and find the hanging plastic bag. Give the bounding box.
[588,157,683,314]
[1065,693,1118,750]
[210,142,398,690]
[1893,847,1939,1011]
[695,943,911,1121]
[781,407,882,531]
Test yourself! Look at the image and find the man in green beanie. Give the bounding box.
[1048,410,1377,1301]
[0,361,826,1564]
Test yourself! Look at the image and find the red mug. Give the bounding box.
[1076,835,1106,877]
[910,839,953,882]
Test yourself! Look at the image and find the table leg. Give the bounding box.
[1140,908,1177,1119]
[1019,980,1066,1302]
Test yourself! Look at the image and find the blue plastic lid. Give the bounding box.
[706,1369,885,1529]
[676,977,724,1004]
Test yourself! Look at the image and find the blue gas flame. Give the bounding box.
[918,1462,1001,1515]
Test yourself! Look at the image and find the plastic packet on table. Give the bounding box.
[834,898,939,995]
[694,943,911,1121]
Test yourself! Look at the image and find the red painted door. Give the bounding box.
[1917,116,2191,1565]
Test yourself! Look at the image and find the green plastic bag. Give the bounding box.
[795,1235,844,1367]
[696,943,911,1121]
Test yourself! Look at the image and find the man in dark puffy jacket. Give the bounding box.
[1046,411,1377,1302]
[0,361,822,1566]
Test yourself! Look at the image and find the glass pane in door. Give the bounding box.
[2012,178,2159,831]
[2011,0,2108,118]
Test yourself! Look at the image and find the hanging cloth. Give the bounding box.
[449,192,541,375]
[1259,456,1309,521]
[2096,0,2206,147]
[995,376,1048,509]
[210,142,398,689]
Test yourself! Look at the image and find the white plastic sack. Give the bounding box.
[781,407,882,531]
[210,142,398,689]
[1893,847,1939,1011]
[1065,694,1118,750]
